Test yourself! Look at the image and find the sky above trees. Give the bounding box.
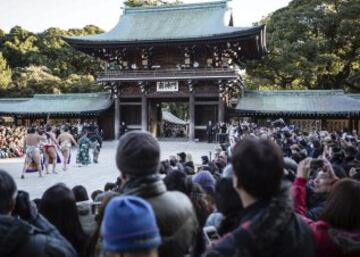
[0,0,291,33]
[0,0,358,96]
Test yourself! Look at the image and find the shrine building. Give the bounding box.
[64,0,267,139]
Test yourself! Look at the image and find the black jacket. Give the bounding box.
[0,214,77,257]
[123,175,198,257]
[203,184,315,257]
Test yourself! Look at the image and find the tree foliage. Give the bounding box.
[245,0,360,91]
[0,52,11,90]
[0,25,104,97]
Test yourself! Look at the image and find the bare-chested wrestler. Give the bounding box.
[57,126,78,171]
[43,126,59,174]
[21,127,46,179]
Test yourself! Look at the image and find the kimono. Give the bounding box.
[76,135,91,165]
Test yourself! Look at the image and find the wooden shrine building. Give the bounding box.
[231,90,360,132]
[64,0,267,140]
[0,93,114,138]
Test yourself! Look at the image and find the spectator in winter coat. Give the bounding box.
[116,131,198,257]
[293,159,360,257]
[203,138,315,257]
[0,170,76,257]
[205,176,243,236]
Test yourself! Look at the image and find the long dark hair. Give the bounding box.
[215,177,243,235]
[164,171,212,257]
[321,179,360,230]
[39,183,88,256]
[0,170,17,214]
[164,171,212,225]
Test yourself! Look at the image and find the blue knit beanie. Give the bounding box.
[192,170,216,194]
[102,196,161,253]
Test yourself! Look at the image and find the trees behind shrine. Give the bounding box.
[245,0,360,91]
[0,0,359,97]
[0,25,104,97]
[0,0,183,97]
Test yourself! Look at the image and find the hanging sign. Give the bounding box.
[156,81,179,92]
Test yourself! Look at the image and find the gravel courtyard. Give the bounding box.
[0,141,217,199]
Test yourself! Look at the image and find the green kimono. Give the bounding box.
[76,135,91,165]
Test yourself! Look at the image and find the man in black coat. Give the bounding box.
[207,121,214,143]
[119,121,128,137]
[0,170,76,257]
[203,138,315,257]
[116,131,198,257]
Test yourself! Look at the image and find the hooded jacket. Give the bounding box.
[123,175,198,257]
[202,183,315,257]
[0,214,77,257]
[293,177,360,257]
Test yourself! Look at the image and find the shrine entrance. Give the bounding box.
[148,99,189,139]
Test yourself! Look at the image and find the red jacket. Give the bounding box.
[292,178,360,257]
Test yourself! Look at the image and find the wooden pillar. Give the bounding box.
[188,81,195,141]
[114,87,120,139]
[349,116,354,131]
[140,82,147,131]
[218,96,225,123]
[321,117,327,130]
[354,118,359,133]
[141,94,147,131]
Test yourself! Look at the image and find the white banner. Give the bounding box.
[156,81,179,92]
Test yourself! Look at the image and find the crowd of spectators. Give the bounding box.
[0,126,26,159]
[0,122,103,160]
[1,120,360,257]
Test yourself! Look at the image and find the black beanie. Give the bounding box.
[177,152,186,162]
[116,131,160,176]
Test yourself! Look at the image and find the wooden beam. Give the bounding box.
[195,101,219,105]
[119,102,142,106]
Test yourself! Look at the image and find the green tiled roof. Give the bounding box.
[234,90,360,116]
[0,93,112,115]
[64,1,263,44]
[162,110,188,125]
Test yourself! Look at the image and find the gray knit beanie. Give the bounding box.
[116,131,160,176]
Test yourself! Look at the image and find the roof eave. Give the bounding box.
[231,109,360,117]
[63,26,264,47]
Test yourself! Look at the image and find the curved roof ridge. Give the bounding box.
[63,0,266,58]
[236,90,360,115]
[0,92,112,115]
[33,92,110,99]
[0,98,31,101]
[244,90,345,95]
[124,0,228,14]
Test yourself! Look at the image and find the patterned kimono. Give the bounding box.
[76,135,91,165]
